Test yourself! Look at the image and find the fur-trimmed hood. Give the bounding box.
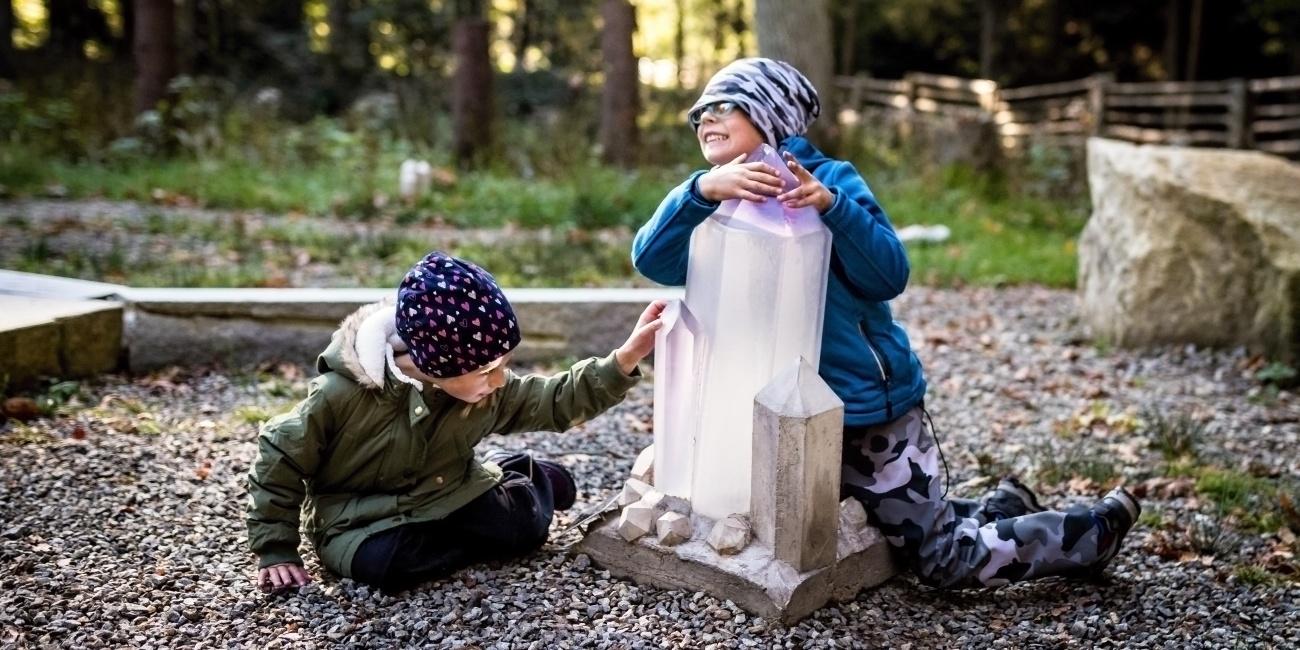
[317,298,425,391]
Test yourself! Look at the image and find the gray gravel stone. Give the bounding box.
[0,286,1297,647]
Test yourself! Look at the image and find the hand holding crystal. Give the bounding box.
[697,154,785,203]
[777,152,833,213]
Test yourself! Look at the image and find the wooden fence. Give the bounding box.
[835,72,1300,160]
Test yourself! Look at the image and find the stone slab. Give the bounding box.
[119,287,683,371]
[578,512,897,624]
[0,270,126,300]
[0,296,123,387]
[2,272,686,373]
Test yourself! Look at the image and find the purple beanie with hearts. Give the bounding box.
[395,251,521,378]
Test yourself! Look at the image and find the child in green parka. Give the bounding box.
[247,251,665,593]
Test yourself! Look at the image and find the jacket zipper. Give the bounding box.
[859,321,894,421]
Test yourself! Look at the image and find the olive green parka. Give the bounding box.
[246,300,640,577]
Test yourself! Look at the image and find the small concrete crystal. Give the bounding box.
[619,478,652,507]
[639,489,666,511]
[617,501,657,542]
[840,498,868,530]
[631,444,655,485]
[656,512,691,546]
[660,494,691,515]
[837,498,873,558]
[707,515,751,555]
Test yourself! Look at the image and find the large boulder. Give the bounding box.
[1079,138,1300,360]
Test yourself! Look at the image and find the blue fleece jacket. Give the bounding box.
[631,136,926,426]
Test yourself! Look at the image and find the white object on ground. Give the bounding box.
[895,224,951,244]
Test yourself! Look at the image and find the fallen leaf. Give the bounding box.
[1279,492,1300,533]
[1134,476,1195,500]
[2,397,41,422]
[194,460,213,481]
[276,363,304,381]
[70,424,88,440]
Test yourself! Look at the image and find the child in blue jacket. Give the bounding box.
[631,58,1139,588]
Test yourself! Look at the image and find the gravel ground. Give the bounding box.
[2,286,1298,648]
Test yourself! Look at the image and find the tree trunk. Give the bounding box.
[1185,0,1203,81]
[837,1,858,76]
[324,0,371,110]
[452,10,494,167]
[188,0,227,76]
[673,0,685,87]
[115,0,136,61]
[754,0,836,147]
[600,0,639,167]
[978,0,1014,81]
[133,0,177,114]
[1163,0,1182,80]
[0,0,15,78]
[712,3,727,62]
[978,0,996,80]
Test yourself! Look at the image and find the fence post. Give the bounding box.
[846,75,865,113]
[902,72,918,112]
[1226,78,1252,149]
[1087,72,1113,136]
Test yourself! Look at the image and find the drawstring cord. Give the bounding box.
[919,401,952,500]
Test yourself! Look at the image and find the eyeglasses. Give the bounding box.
[689,101,740,128]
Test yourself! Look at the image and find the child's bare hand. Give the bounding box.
[257,563,312,593]
[778,152,834,213]
[615,300,668,375]
[697,154,785,203]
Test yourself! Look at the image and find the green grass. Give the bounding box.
[1031,439,1120,487]
[1,141,681,229]
[888,168,1087,288]
[1143,407,1205,463]
[1234,564,1289,587]
[9,214,644,288]
[1194,469,1286,534]
[233,405,279,427]
[2,140,1089,289]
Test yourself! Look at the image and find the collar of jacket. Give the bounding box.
[327,298,463,421]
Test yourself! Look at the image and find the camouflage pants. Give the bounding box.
[842,407,1103,588]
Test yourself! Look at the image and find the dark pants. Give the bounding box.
[350,452,556,591]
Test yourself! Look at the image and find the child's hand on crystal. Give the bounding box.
[697,154,785,203]
[615,300,668,375]
[778,152,834,213]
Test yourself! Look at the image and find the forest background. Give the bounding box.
[1,0,1296,289]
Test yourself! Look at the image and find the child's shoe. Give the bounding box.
[980,476,1046,520]
[483,450,578,512]
[533,459,577,512]
[1074,486,1140,581]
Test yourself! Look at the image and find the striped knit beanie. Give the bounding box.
[688,58,821,147]
[395,252,520,378]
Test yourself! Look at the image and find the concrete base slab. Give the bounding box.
[578,512,897,624]
[0,296,123,387]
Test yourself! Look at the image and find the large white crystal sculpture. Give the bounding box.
[654,143,832,521]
